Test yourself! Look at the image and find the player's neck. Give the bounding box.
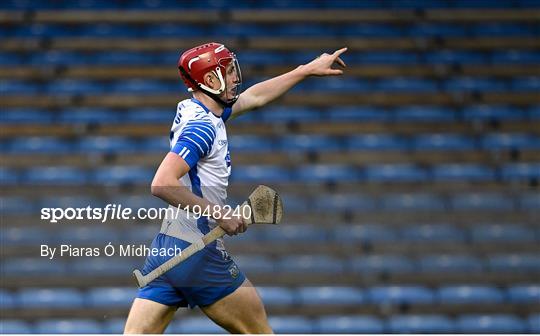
[192,91,224,116]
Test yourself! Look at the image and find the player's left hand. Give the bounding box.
[303,47,347,76]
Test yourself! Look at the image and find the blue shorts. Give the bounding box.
[137,233,246,309]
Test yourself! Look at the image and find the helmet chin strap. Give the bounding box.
[179,66,238,108]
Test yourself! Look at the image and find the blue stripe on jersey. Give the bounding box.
[171,119,216,168]
[222,107,233,122]
[188,165,210,234]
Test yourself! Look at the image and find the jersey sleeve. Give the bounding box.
[221,107,233,123]
[171,117,216,169]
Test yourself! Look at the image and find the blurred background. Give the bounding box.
[1,0,540,334]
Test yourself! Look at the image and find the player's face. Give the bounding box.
[223,61,241,100]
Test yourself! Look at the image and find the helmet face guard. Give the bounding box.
[178,43,242,108]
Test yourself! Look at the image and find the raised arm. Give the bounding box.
[231,47,348,118]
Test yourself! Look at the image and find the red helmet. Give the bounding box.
[178,42,242,106]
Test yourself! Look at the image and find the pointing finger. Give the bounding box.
[333,47,348,58]
[335,56,346,68]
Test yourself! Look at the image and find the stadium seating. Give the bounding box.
[1,0,539,333]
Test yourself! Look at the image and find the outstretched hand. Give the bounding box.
[303,47,348,76]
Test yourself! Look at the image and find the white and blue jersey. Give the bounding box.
[137,98,245,309]
[159,98,232,250]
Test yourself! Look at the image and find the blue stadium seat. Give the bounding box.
[80,23,139,37]
[347,134,409,151]
[471,224,536,243]
[240,51,290,66]
[282,135,343,151]
[367,286,434,305]
[364,164,428,182]
[482,133,540,150]
[376,78,437,92]
[125,108,174,123]
[119,194,165,210]
[259,107,323,123]
[92,166,154,185]
[0,168,19,185]
[278,24,334,36]
[78,136,136,153]
[512,76,540,91]
[30,51,90,66]
[229,135,275,152]
[437,285,504,304]
[18,288,84,309]
[0,196,34,215]
[507,285,540,304]
[351,255,416,274]
[35,319,103,334]
[529,314,540,333]
[57,226,120,244]
[1,109,53,124]
[529,105,540,120]
[2,258,67,276]
[277,255,344,274]
[501,162,540,181]
[167,317,226,334]
[113,79,179,94]
[334,224,398,243]
[255,287,296,306]
[306,77,370,92]
[388,315,455,333]
[48,79,105,95]
[456,315,526,333]
[408,23,467,37]
[87,287,136,308]
[413,133,476,151]
[381,193,446,211]
[298,287,365,306]
[327,106,391,122]
[144,23,206,37]
[139,136,171,152]
[7,137,73,154]
[23,166,87,185]
[450,193,514,211]
[424,51,486,64]
[400,224,465,242]
[0,80,39,94]
[277,193,310,213]
[0,52,24,66]
[230,165,291,183]
[59,108,120,124]
[268,316,313,334]
[520,192,540,210]
[353,52,418,64]
[339,24,403,37]
[432,163,495,181]
[462,105,527,121]
[445,77,507,92]
[419,255,483,273]
[296,164,359,183]
[491,50,540,64]
[0,320,33,333]
[315,193,376,212]
[234,256,274,275]
[3,227,51,246]
[452,0,516,7]
[70,258,139,276]
[393,106,456,122]
[262,224,327,242]
[489,254,540,273]
[471,23,534,37]
[39,195,100,209]
[96,51,157,65]
[317,315,384,334]
[0,290,15,309]
[102,318,126,334]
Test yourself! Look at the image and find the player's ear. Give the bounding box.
[204,72,217,89]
